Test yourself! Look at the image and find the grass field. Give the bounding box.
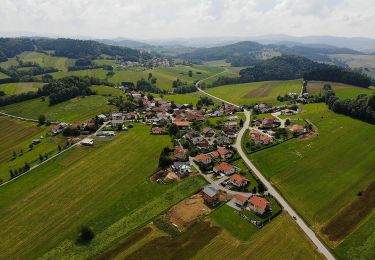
[0,71,9,79]
[329,54,375,78]
[206,79,302,105]
[0,95,115,122]
[50,68,109,79]
[90,85,125,97]
[0,124,206,258]
[307,81,375,99]
[335,211,375,259]
[249,103,375,241]
[0,82,44,95]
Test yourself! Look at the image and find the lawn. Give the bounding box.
[0,82,44,95]
[206,79,302,105]
[248,103,375,240]
[0,95,115,122]
[306,81,374,99]
[194,212,323,259]
[0,124,206,259]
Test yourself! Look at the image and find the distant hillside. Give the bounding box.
[0,37,141,61]
[96,38,152,49]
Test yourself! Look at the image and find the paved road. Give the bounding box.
[272,111,286,128]
[196,79,335,260]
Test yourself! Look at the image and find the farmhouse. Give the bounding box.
[250,130,273,145]
[248,196,270,215]
[213,162,235,175]
[173,146,188,161]
[195,153,212,164]
[151,127,166,135]
[111,113,124,127]
[234,194,248,208]
[202,185,220,207]
[228,174,248,188]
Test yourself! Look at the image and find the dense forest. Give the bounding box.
[0,37,141,61]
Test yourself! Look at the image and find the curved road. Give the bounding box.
[196,78,335,260]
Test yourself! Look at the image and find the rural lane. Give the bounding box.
[196,78,335,260]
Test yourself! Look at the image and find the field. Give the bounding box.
[206,80,302,105]
[0,95,115,122]
[50,68,109,79]
[90,85,125,97]
[307,81,375,99]
[0,124,206,258]
[329,54,375,78]
[0,71,9,79]
[249,103,375,242]
[0,82,44,95]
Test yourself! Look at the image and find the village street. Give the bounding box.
[197,77,335,260]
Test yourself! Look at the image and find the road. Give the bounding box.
[196,78,335,260]
[0,112,59,124]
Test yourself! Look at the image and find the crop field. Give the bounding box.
[90,85,125,97]
[206,79,302,105]
[0,124,206,258]
[249,103,375,241]
[0,95,115,122]
[306,81,374,99]
[195,212,322,259]
[0,82,44,95]
[335,211,375,260]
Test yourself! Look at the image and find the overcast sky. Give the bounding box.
[1,0,374,39]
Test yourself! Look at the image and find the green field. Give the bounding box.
[0,71,9,79]
[0,124,206,258]
[50,68,109,79]
[206,80,302,105]
[0,95,115,122]
[329,54,375,78]
[335,211,375,259]
[249,103,375,238]
[307,81,375,99]
[91,85,125,97]
[0,82,44,95]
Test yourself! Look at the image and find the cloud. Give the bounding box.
[0,0,374,39]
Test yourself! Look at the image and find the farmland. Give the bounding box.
[306,81,374,99]
[248,103,375,241]
[0,71,9,79]
[0,82,44,95]
[0,124,206,259]
[90,85,125,97]
[0,95,115,122]
[329,54,375,78]
[206,80,302,105]
[50,68,109,80]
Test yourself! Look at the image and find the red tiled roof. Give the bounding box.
[217,147,230,156]
[214,162,233,172]
[235,194,247,203]
[210,151,220,158]
[230,174,248,186]
[174,146,187,155]
[249,196,269,209]
[195,153,210,161]
[51,124,61,130]
[175,121,191,127]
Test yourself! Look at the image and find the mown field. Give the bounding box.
[307,81,375,99]
[206,79,302,105]
[249,103,375,245]
[90,85,125,97]
[0,82,44,95]
[0,124,206,258]
[0,95,115,122]
[104,212,322,259]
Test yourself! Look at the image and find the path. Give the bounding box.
[272,111,286,128]
[196,83,335,260]
[0,121,110,188]
[0,112,59,124]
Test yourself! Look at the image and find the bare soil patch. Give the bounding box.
[245,83,273,98]
[322,181,375,241]
[306,81,350,94]
[167,194,212,231]
[150,168,179,183]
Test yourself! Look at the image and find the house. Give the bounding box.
[213,162,235,175]
[248,196,270,215]
[229,115,239,121]
[32,139,41,145]
[217,147,232,159]
[151,127,166,135]
[111,113,124,128]
[222,124,237,137]
[197,139,210,150]
[250,130,273,145]
[288,125,306,134]
[96,131,116,136]
[202,185,220,207]
[261,117,276,129]
[185,132,204,145]
[209,150,220,160]
[202,127,215,137]
[216,135,231,146]
[81,138,94,146]
[195,153,212,164]
[97,114,107,120]
[173,146,188,161]
[126,112,138,120]
[51,124,65,135]
[228,174,249,187]
[172,162,191,177]
[280,109,296,115]
[174,121,191,129]
[233,194,248,208]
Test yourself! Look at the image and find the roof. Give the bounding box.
[195,153,211,161]
[234,194,248,203]
[289,125,305,132]
[174,146,187,155]
[210,151,220,158]
[217,147,230,156]
[152,127,164,132]
[229,174,248,185]
[249,196,269,209]
[202,185,219,197]
[175,121,191,127]
[214,162,233,172]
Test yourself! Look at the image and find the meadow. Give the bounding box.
[0,124,206,259]
[206,79,302,105]
[0,82,44,95]
[0,95,115,122]
[0,71,9,79]
[329,54,375,78]
[249,103,375,242]
[307,81,375,99]
[90,85,125,97]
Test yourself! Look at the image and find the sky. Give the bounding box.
[1,0,374,39]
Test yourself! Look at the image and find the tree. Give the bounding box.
[39,154,44,162]
[77,226,95,245]
[38,114,46,125]
[29,143,34,150]
[252,186,257,194]
[168,124,179,136]
[148,72,153,80]
[58,144,62,152]
[12,151,17,159]
[188,70,193,77]
[258,182,265,193]
[239,119,244,127]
